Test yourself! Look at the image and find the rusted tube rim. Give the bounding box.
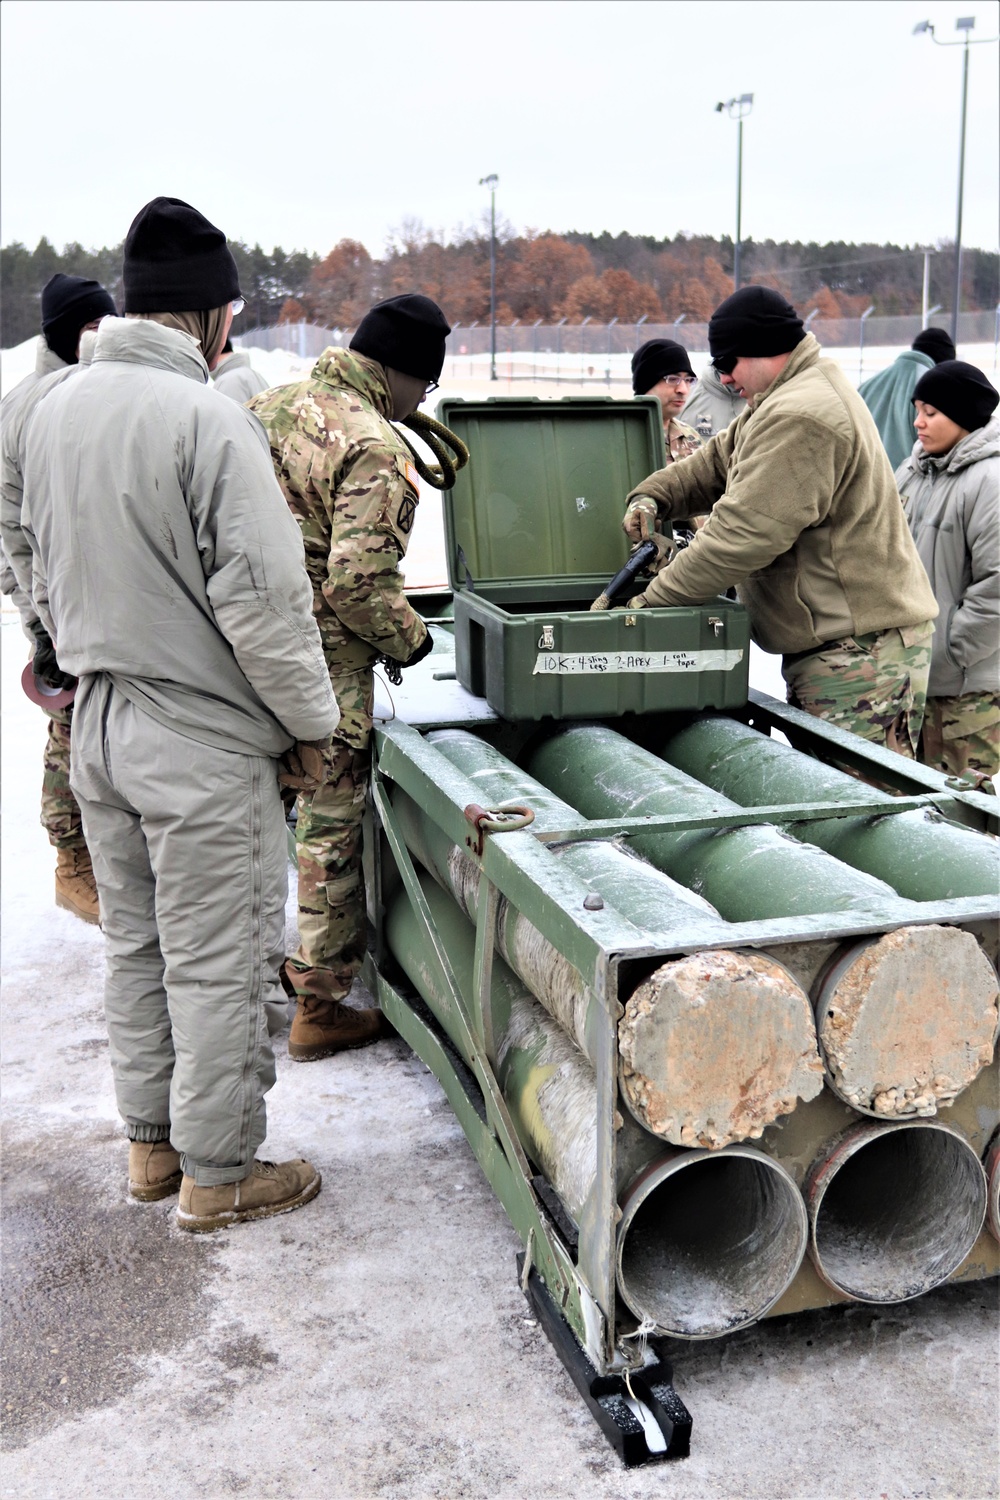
[806,1119,987,1303]
[985,1133,1000,1245]
[616,1147,808,1341]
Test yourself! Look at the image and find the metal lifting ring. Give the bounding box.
[463,802,535,856]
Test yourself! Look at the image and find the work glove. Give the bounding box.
[29,621,77,691]
[277,737,334,793]
[622,496,659,544]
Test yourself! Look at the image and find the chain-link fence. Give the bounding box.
[236,308,1000,381]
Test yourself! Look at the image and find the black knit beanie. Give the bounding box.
[912,360,998,432]
[123,197,241,313]
[631,339,696,394]
[350,294,451,381]
[911,327,956,364]
[708,285,805,361]
[41,274,116,364]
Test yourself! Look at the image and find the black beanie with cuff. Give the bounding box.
[631,339,696,394]
[708,285,806,361]
[123,197,241,313]
[350,294,451,382]
[41,274,116,365]
[912,360,998,433]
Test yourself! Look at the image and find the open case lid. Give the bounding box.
[436,396,667,595]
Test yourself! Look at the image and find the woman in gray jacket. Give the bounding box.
[896,360,1000,779]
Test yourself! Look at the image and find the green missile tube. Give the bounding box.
[386,874,812,1340]
[427,728,723,934]
[527,725,998,1123]
[396,730,825,1147]
[386,869,603,1224]
[650,715,1000,901]
[527,723,906,922]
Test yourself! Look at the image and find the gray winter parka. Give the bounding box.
[21,317,338,756]
[680,362,747,438]
[0,336,73,632]
[896,417,1000,696]
[212,349,268,403]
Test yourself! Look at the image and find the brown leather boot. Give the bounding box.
[176,1158,321,1233]
[128,1141,183,1201]
[55,846,100,925]
[288,997,388,1061]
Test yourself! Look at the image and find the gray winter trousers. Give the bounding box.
[70,674,287,1185]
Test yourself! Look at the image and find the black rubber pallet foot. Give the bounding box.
[517,1254,692,1466]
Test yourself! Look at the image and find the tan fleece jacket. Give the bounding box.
[627,334,938,655]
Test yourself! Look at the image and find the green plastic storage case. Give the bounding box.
[439,396,750,721]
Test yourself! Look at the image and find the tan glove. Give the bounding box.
[622,496,659,544]
[278,737,334,793]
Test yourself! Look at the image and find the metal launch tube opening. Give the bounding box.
[807,1120,987,1302]
[617,1148,807,1340]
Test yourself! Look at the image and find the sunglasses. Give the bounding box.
[711,352,739,375]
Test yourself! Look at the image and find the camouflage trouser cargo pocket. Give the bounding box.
[43,702,86,849]
[920,692,1000,780]
[782,622,934,759]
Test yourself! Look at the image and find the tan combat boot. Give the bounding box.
[55,846,100,925]
[176,1158,321,1233]
[128,1140,183,1201]
[288,996,388,1061]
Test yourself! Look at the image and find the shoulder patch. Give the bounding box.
[396,493,417,534]
[405,460,420,490]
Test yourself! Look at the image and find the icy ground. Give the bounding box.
[3,620,999,1500]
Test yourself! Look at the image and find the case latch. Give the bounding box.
[538,625,555,650]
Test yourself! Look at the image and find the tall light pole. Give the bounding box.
[921,247,936,326]
[479,174,499,381]
[913,17,998,343]
[715,94,754,289]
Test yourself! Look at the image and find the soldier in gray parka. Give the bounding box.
[211,336,267,402]
[897,361,1000,779]
[20,197,340,1232]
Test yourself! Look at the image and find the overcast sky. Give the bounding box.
[2,0,998,260]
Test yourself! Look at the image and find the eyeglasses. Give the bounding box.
[711,352,739,375]
[231,297,245,316]
[424,378,439,393]
[660,373,696,389]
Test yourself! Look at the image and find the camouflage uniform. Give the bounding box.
[919,692,1000,779]
[782,621,934,757]
[249,350,427,1005]
[43,703,86,848]
[664,417,702,464]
